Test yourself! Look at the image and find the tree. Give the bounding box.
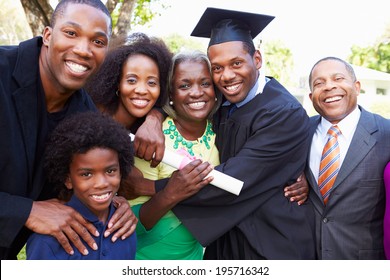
[19,0,164,39]
[262,40,295,87]
[0,1,32,44]
[19,0,52,37]
[162,33,206,53]
[348,23,390,73]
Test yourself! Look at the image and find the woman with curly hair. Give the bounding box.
[26,111,136,260]
[86,32,173,133]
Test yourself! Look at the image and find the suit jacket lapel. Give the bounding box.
[332,107,377,189]
[307,116,323,200]
[12,38,41,189]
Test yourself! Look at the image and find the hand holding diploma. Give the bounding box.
[129,133,243,195]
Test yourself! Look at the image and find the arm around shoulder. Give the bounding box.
[133,108,166,167]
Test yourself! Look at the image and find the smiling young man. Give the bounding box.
[306,57,390,259]
[0,0,136,260]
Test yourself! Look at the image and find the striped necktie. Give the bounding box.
[318,125,341,204]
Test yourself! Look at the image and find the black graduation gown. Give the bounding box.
[170,78,316,259]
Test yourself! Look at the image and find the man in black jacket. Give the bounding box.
[0,0,136,259]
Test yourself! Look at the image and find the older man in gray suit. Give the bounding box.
[305,57,390,259]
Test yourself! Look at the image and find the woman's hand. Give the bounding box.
[106,196,138,242]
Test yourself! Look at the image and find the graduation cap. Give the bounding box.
[191,7,275,47]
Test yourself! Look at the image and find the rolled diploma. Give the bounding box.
[129,133,243,195]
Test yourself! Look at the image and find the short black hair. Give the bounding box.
[44,111,133,199]
[309,56,357,90]
[51,0,112,32]
[86,32,173,115]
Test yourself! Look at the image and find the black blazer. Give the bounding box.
[0,37,97,259]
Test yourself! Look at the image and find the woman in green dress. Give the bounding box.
[130,50,221,260]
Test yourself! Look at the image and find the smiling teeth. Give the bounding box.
[92,192,110,201]
[188,102,205,109]
[132,99,148,106]
[325,96,342,103]
[66,62,87,73]
[225,84,240,91]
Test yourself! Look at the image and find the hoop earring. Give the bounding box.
[116,90,119,97]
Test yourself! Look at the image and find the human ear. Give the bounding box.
[64,176,73,190]
[354,80,361,96]
[42,26,52,47]
[254,50,262,70]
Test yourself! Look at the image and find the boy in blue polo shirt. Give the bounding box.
[27,112,136,259]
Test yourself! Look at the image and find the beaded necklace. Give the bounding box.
[163,119,215,156]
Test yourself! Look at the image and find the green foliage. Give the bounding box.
[263,40,295,86]
[109,0,168,37]
[133,0,159,26]
[109,0,168,29]
[162,33,206,53]
[376,41,390,73]
[348,23,390,73]
[109,0,163,31]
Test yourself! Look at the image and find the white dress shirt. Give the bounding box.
[222,71,268,108]
[309,106,361,183]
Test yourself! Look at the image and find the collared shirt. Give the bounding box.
[309,106,361,182]
[222,72,269,108]
[26,195,137,260]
